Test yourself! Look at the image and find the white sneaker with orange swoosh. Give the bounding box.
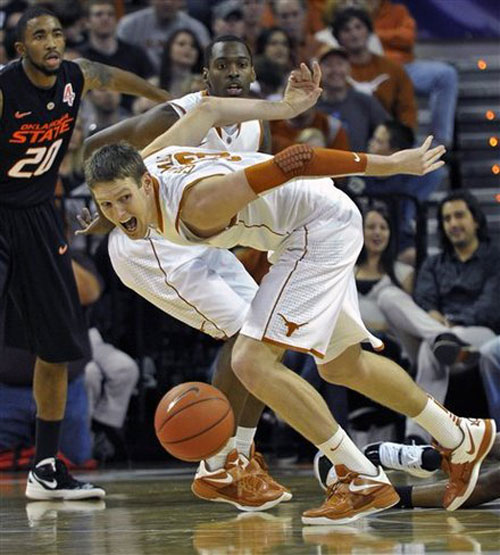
[438,417,496,511]
[302,465,399,525]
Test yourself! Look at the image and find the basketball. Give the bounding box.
[154,382,235,462]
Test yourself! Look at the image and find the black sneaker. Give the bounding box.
[26,457,105,500]
[432,333,480,367]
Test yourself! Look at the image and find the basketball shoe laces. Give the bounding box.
[231,456,269,495]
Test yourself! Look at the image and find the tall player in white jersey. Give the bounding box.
[82,37,291,512]
[84,62,496,525]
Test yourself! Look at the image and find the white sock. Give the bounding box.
[413,396,463,449]
[317,427,378,476]
[235,426,256,458]
[205,437,236,471]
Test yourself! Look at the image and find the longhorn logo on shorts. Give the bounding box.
[278,313,308,337]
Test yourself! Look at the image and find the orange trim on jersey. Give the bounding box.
[374,342,385,352]
[169,102,186,115]
[174,173,226,234]
[235,219,288,237]
[262,337,325,359]
[258,120,265,150]
[151,176,164,234]
[262,226,309,338]
[148,237,229,339]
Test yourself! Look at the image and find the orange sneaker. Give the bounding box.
[250,447,292,501]
[438,417,496,511]
[191,449,287,511]
[302,465,399,525]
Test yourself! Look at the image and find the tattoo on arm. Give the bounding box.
[78,59,113,91]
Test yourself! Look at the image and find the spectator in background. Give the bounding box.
[316,0,384,55]
[333,7,417,129]
[159,29,203,98]
[212,1,246,40]
[241,0,268,52]
[270,105,350,153]
[116,0,211,73]
[361,120,444,261]
[82,89,130,138]
[378,190,500,443]
[78,0,155,112]
[255,27,295,73]
[254,56,288,99]
[271,0,326,63]
[58,117,85,196]
[371,0,458,148]
[317,46,388,150]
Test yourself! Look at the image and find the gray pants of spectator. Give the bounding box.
[377,286,495,441]
[85,328,140,429]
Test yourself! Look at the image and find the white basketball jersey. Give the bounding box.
[168,91,264,151]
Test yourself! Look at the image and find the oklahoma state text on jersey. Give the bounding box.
[0,60,84,206]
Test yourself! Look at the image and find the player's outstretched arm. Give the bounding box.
[366,136,446,176]
[83,103,180,160]
[76,58,171,103]
[141,63,322,158]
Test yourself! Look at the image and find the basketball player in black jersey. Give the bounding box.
[0,6,170,500]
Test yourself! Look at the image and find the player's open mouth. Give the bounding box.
[226,83,243,96]
[45,53,60,67]
[121,217,137,232]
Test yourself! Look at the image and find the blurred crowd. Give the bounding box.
[1,0,498,468]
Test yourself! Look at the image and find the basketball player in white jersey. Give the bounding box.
[84,63,496,524]
[81,36,291,512]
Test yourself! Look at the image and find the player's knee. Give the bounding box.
[231,339,267,393]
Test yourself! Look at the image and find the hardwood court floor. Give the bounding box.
[1,464,499,554]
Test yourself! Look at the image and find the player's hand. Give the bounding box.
[75,206,115,235]
[283,62,323,118]
[391,136,446,176]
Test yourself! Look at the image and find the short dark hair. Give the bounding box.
[437,189,489,251]
[383,120,415,151]
[84,142,147,189]
[332,7,373,41]
[16,6,58,42]
[203,35,253,67]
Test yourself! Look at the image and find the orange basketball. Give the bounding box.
[154,382,234,462]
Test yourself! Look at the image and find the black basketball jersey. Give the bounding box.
[0,59,84,207]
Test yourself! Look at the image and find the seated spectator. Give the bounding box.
[254,57,288,99]
[81,89,130,137]
[78,0,156,111]
[332,7,417,129]
[116,0,211,73]
[376,190,500,443]
[357,120,445,261]
[270,0,326,63]
[316,0,384,55]
[270,106,350,153]
[371,0,458,147]
[54,0,87,49]
[159,28,203,98]
[57,117,85,195]
[255,27,295,74]
[211,1,246,39]
[317,46,388,150]
[241,0,269,52]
